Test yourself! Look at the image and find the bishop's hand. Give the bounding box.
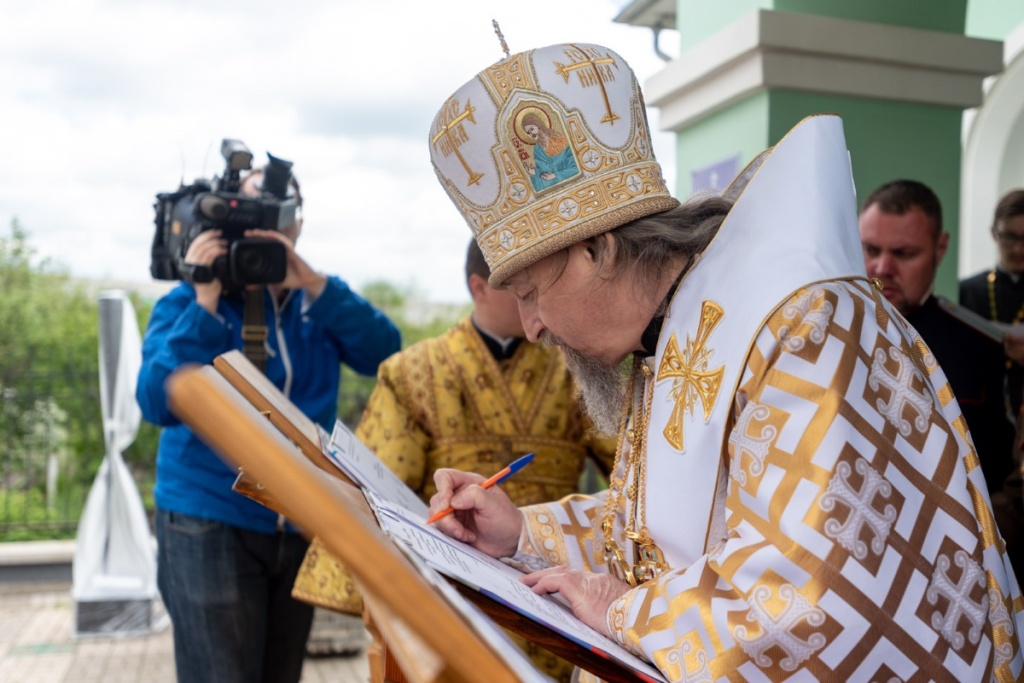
[521,566,631,638]
[429,468,522,558]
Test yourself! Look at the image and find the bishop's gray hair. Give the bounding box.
[600,193,733,291]
[538,193,733,294]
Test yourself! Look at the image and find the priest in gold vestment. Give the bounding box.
[425,41,1024,682]
[354,243,614,507]
[293,239,613,680]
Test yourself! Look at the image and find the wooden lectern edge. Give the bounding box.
[213,352,354,486]
[190,357,653,683]
[361,593,446,683]
[166,365,519,683]
[230,479,450,681]
[232,467,376,539]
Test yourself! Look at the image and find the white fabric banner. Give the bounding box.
[72,290,156,635]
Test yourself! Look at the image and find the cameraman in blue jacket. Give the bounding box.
[137,162,401,683]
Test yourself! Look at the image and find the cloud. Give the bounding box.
[0,0,678,304]
[297,100,434,143]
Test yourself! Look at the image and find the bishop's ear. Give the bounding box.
[583,232,618,278]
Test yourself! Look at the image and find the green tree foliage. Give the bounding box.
[0,222,468,537]
[0,221,92,365]
[0,219,157,538]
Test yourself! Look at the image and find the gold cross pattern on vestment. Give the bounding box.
[432,98,484,186]
[656,300,726,451]
[553,44,621,124]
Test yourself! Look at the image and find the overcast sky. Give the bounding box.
[0,0,678,304]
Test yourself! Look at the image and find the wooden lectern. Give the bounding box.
[168,363,522,683]
[169,351,656,683]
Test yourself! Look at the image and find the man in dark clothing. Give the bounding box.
[960,188,1024,419]
[859,180,1014,491]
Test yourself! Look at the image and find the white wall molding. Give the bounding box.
[646,9,1004,131]
[960,36,1024,276]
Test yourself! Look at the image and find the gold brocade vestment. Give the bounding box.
[293,317,613,678]
[511,117,1024,682]
[517,281,1024,682]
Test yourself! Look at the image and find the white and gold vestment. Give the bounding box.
[514,117,1024,681]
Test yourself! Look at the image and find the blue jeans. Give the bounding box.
[155,509,314,683]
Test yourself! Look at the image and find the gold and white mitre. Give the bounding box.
[638,115,868,568]
[429,43,678,287]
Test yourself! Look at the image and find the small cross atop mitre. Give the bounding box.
[492,20,510,59]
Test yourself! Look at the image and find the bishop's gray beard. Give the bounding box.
[540,331,631,437]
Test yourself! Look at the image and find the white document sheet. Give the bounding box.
[323,420,429,517]
[390,535,556,683]
[366,493,667,683]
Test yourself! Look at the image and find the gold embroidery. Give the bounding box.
[601,303,727,583]
[482,50,531,102]
[545,283,1024,678]
[601,358,668,586]
[477,162,670,262]
[555,44,620,124]
[431,98,483,186]
[657,301,726,451]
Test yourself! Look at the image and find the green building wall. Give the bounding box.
[967,0,1024,39]
[677,0,967,52]
[673,0,972,296]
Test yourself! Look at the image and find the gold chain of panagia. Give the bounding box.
[600,362,637,584]
[600,357,665,586]
[628,364,656,544]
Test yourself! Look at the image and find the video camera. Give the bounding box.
[150,139,299,293]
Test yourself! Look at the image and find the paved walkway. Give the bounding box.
[0,581,369,683]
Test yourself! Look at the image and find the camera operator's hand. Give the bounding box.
[183,230,228,314]
[245,229,327,300]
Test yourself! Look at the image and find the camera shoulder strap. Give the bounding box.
[242,287,269,374]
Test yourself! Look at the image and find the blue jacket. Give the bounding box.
[137,277,401,534]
